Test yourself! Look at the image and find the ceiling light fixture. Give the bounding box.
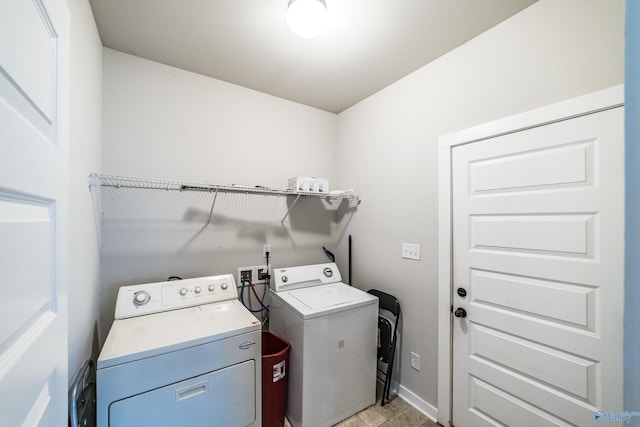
[286,0,328,39]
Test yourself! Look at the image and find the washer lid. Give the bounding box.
[97,300,261,369]
[275,282,378,319]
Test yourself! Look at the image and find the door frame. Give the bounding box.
[436,85,624,427]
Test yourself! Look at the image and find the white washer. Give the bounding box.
[269,263,378,427]
[97,275,262,427]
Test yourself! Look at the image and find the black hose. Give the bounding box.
[323,246,335,263]
[348,234,352,286]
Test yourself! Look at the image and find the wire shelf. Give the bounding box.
[89,173,359,202]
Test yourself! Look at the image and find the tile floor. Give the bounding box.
[284,384,440,427]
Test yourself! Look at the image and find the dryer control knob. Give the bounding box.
[179,288,188,296]
[208,284,215,292]
[194,286,201,294]
[133,291,150,306]
[221,282,228,291]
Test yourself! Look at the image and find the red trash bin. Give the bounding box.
[262,331,291,427]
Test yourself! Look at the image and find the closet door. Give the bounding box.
[451,107,624,426]
[0,0,70,424]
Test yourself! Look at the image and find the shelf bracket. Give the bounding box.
[281,194,302,223]
[205,188,220,228]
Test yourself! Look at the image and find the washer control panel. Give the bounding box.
[272,262,342,292]
[114,274,237,319]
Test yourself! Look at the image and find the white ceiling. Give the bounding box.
[89,0,538,113]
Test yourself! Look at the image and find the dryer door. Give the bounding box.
[109,360,256,427]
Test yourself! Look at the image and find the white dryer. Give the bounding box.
[269,263,378,427]
[97,274,262,427]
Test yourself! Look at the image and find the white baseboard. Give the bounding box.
[395,382,438,423]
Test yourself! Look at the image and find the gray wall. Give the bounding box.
[99,50,352,340]
[334,0,624,410]
[66,0,102,382]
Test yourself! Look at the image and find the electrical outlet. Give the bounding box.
[263,244,271,258]
[411,352,420,371]
[237,265,269,286]
[402,242,421,260]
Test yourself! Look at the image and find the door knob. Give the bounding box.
[454,308,467,318]
[457,287,467,297]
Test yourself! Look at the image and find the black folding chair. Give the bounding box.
[367,289,401,406]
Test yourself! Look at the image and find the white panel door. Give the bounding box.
[0,0,69,425]
[452,107,624,426]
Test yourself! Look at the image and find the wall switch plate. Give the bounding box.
[411,352,420,371]
[402,242,421,260]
